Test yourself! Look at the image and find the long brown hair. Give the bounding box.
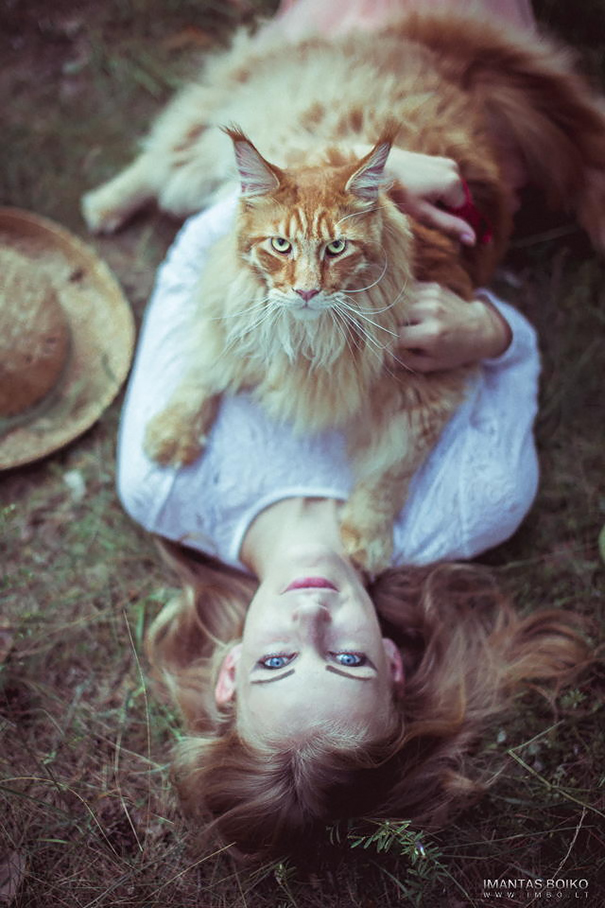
[146,540,591,860]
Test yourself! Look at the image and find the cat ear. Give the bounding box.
[223,125,283,197]
[345,135,394,203]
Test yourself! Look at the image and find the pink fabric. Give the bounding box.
[269,0,535,39]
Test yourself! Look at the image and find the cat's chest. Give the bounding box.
[251,353,380,433]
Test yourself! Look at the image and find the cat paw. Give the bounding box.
[340,518,394,576]
[81,192,121,234]
[81,188,128,234]
[144,412,206,467]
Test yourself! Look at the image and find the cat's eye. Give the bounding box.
[271,237,292,254]
[326,239,347,257]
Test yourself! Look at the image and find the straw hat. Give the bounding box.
[0,208,135,469]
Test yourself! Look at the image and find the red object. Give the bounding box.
[445,178,493,245]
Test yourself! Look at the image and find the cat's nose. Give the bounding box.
[295,289,320,303]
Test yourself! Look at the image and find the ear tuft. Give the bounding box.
[345,126,398,203]
[222,124,283,197]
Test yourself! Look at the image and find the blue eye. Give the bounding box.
[259,654,294,670]
[332,652,366,667]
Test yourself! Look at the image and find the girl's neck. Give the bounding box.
[240,496,346,579]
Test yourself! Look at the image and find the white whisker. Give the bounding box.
[343,255,389,293]
[218,298,272,320]
[386,347,417,374]
[335,204,392,228]
[341,269,411,316]
[335,295,399,338]
[332,301,388,362]
[341,295,401,316]
[325,311,350,364]
[332,300,415,376]
[223,304,277,353]
[330,307,360,361]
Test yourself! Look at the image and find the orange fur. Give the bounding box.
[143,131,479,572]
[85,13,605,571]
[396,12,605,247]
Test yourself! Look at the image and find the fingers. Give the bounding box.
[398,282,467,371]
[405,281,455,320]
[398,324,443,370]
[413,200,477,246]
[398,285,514,369]
[398,316,446,372]
[388,150,477,245]
[430,159,466,208]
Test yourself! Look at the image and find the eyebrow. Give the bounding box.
[250,666,374,685]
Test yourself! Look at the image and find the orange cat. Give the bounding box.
[84,13,605,571]
[144,125,482,571]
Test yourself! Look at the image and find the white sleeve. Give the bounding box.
[116,193,240,539]
[392,290,540,563]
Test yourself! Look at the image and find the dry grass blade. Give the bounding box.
[1,0,604,905]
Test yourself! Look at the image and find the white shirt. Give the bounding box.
[117,193,540,572]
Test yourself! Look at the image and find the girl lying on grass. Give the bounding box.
[116,0,591,862]
[117,185,589,860]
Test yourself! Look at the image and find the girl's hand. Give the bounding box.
[398,283,512,372]
[386,148,477,246]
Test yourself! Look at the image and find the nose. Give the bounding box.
[292,597,331,641]
[294,288,320,303]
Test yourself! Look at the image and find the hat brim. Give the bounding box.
[0,208,135,470]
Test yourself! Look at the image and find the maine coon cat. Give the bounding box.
[148,124,484,572]
[83,12,605,571]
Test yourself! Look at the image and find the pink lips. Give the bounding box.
[285,577,338,592]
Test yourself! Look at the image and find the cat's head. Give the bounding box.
[224,126,413,328]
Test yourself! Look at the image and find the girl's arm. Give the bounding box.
[398,282,513,371]
[352,143,479,244]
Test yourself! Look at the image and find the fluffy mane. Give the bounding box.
[195,132,417,432]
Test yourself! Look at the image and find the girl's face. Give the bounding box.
[215,546,403,743]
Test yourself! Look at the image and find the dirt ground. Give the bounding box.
[1,2,604,906]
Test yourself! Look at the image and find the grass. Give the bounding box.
[1,0,604,905]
